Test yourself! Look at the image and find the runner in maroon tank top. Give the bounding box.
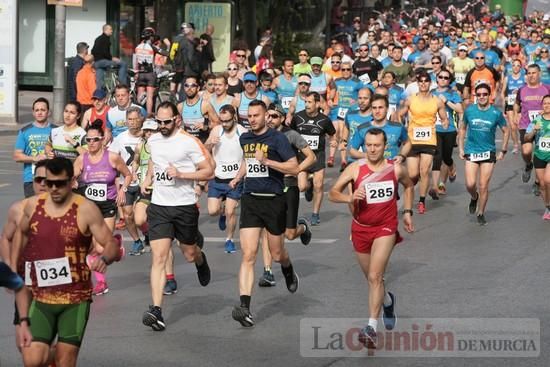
[329,127,415,350]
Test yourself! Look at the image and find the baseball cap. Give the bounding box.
[142,119,158,131]
[458,45,468,51]
[269,103,285,117]
[243,73,258,82]
[92,89,107,100]
[310,56,323,65]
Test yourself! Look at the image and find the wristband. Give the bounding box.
[19,317,31,326]
[397,154,407,161]
[402,209,413,216]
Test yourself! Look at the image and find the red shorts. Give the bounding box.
[351,219,403,254]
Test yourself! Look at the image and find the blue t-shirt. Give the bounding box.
[381,57,392,68]
[345,111,373,163]
[106,103,146,138]
[431,88,462,133]
[535,59,550,85]
[524,42,544,62]
[468,48,500,69]
[261,88,278,105]
[407,51,422,64]
[240,128,295,195]
[350,120,408,159]
[14,122,53,183]
[463,104,507,154]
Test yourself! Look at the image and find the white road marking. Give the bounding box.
[203,237,339,244]
[0,183,10,188]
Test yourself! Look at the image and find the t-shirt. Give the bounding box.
[108,130,142,186]
[384,62,413,86]
[431,89,462,133]
[516,84,550,129]
[527,115,550,162]
[345,111,373,163]
[48,125,87,160]
[14,122,53,183]
[350,121,408,159]
[352,58,383,85]
[463,104,507,155]
[291,110,335,152]
[106,103,146,138]
[468,48,500,68]
[240,127,296,195]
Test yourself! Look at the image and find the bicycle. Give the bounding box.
[104,66,138,107]
[153,70,177,108]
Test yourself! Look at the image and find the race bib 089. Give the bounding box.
[365,180,394,204]
[85,183,107,201]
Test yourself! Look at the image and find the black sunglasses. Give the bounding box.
[438,75,450,80]
[45,178,71,188]
[476,93,489,97]
[155,118,175,126]
[268,113,281,119]
[184,83,198,88]
[341,68,352,71]
[298,81,311,86]
[33,176,46,184]
[475,56,485,59]
[85,136,103,143]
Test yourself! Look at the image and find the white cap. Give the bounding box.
[142,119,158,130]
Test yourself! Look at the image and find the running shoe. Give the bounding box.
[283,266,299,293]
[416,202,425,214]
[115,218,126,230]
[258,269,275,287]
[532,182,541,197]
[129,239,145,256]
[327,156,335,167]
[543,208,550,221]
[305,176,314,202]
[358,325,377,349]
[298,217,312,246]
[163,279,178,295]
[512,144,519,154]
[225,239,236,254]
[340,161,348,172]
[196,251,211,286]
[437,183,447,195]
[232,305,254,327]
[382,291,396,330]
[428,189,439,200]
[93,281,109,296]
[522,165,532,183]
[143,305,166,331]
[468,193,478,215]
[477,214,487,226]
[311,213,320,226]
[218,214,227,231]
[448,166,457,182]
[113,234,125,262]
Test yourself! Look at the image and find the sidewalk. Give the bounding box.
[0,90,54,136]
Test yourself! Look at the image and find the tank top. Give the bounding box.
[213,126,245,179]
[238,91,263,129]
[227,79,243,96]
[294,95,307,114]
[408,94,438,146]
[81,150,118,201]
[23,193,92,304]
[137,139,151,185]
[310,72,328,96]
[275,75,298,111]
[504,73,526,106]
[210,95,234,115]
[90,106,110,130]
[353,160,398,226]
[182,97,206,139]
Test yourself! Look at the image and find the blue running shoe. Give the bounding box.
[310,213,320,226]
[382,291,396,330]
[130,239,144,256]
[218,214,227,231]
[143,305,166,331]
[163,279,178,295]
[225,239,236,253]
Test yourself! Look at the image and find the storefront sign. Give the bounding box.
[0,0,16,124]
[47,0,83,7]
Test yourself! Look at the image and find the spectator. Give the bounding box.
[199,32,216,75]
[76,55,96,111]
[91,24,128,89]
[256,44,274,75]
[169,22,200,94]
[68,42,89,101]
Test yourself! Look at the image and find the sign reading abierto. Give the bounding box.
[47,0,83,7]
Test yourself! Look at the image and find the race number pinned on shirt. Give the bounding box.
[154,169,175,186]
[455,73,466,84]
[337,108,349,120]
[529,110,542,122]
[281,97,293,109]
[413,127,432,141]
[539,137,550,152]
[85,183,107,201]
[506,93,517,106]
[34,257,72,287]
[365,180,394,204]
[470,151,490,162]
[302,134,320,150]
[31,163,36,175]
[359,73,371,84]
[218,160,241,178]
[246,158,268,178]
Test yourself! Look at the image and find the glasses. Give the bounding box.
[476,93,489,97]
[268,113,281,119]
[432,61,441,64]
[85,136,103,143]
[299,53,308,56]
[45,178,71,188]
[227,67,237,71]
[359,48,368,52]
[33,176,46,184]
[207,83,214,86]
[331,61,341,64]
[155,118,175,126]
[341,68,352,71]
[220,118,234,123]
[438,75,450,80]
[475,56,485,59]
[542,50,549,53]
[298,81,311,86]
[236,54,246,58]
[458,49,466,52]
[184,83,198,88]
[243,80,256,84]
[418,79,431,83]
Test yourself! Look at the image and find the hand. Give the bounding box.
[193,122,204,130]
[140,184,152,196]
[33,153,47,163]
[329,139,337,148]
[338,142,347,151]
[496,151,504,161]
[394,154,405,164]
[194,185,203,197]
[459,149,465,160]
[285,115,292,126]
[90,256,108,273]
[46,150,55,159]
[166,163,179,179]
[132,172,138,182]
[438,95,447,104]
[112,57,120,62]
[16,324,33,349]
[64,134,76,145]
[254,149,266,164]
[210,135,221,145]
[352,186,366,201]
[116,187,126,207]
[534,123,541,132]
[229,178,239,189]
[403,213,415,233]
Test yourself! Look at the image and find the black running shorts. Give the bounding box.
[239,194,286,235]
[147,203,199,245]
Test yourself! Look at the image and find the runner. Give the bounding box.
[352,44,383,87]
[232,100,299,327]
[210,74,235,116]
[292,91,336,226]
[13,157,121,367]
[342,87,373,164]
[272,59,298,114]
[204,104,247,254]
[524,94,550,220]
[309,56,333,100]
[258,103,316,287]
[448,44,475,95]
[81,89,110,130]
[501,59,525,154]
[45,101,87,160]
[232,72,271,129]
[397,70,448,213]
[105,84,146,142]
[328,128,415,349]
[73,120,131,295]
[459,83,510,225]
[140,101,212,331]
[379,71,405,120]
[462,51,500,106]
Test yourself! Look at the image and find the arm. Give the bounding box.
[131,141,143,181]
[0,202,21,265]
[110,153,132,206]
[396,98,410,122]
[228,158,246,189]
[497,125,510,161]
[167,158,215,181]
[286,99,297,125]
[458,118,467,159]
[437,99,449,130]
[10,199,33,272]
[203,102,220,128]
[328,162,359,203]
[255,150,300,176]
[81,109,92,130]
[297,146,317,172]
[395,163,414,233]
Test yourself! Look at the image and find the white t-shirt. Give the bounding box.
[148,130,207,206]
[108,130,142,186]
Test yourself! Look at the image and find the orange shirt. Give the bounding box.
[408,94,439,146]
[76,64,96,105]
[464,66,499,103]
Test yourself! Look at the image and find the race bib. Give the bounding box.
[506,93,517,106]
[34,257,72,287]
[154,169,175,186]
[528,110,542,122]
[85,183,107,201]
[337,107,349,120]
[246,158,268,178]
[413,127,432,141]
[470,151,490,162]
[218,160,241,178]
[387,104,397,119]
[365,180,394,204]
[359,73,371,84]
[281,97,293,109]
[302,134,320,150]
[455,73,466,84]
[539,137,550,152]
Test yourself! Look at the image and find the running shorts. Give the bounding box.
[239,193,286,235]
[147,203,199,245]
[351,220,403,254]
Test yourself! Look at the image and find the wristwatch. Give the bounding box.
[402,209,413,216]
[121,186,128,192]
[19,317,31,326]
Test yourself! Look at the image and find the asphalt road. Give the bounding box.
[0,133,549,367]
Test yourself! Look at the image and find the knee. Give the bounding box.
[313,181,324,192]
[225,206,236,218]
[208,207,219,216]
[241,249,257,264]
[182,246,199,263]
[123,208,134,220]
[22,350,49,367]
[367,271,383,286]
[285,229,298,241]
[151,251,168,267]
[478,182,489,193]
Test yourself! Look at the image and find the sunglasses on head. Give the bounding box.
[476,92,489,97]
[33,176,46,184]
[155,118,175,126]
[45,178,71,188]
[85,136,103,143]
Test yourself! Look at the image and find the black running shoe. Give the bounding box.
[305,176,314,202]
[522,165,533,183]
[283,267,299,293]
[232,305,254,327]
[428,189,439,200]
[196,251,211,286]
[477,214,487,226]
[382,292,396,330]
[298,217,312,246]
[142,305,166,331]
[468,193,478,214]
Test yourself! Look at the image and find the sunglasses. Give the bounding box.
[475,56,485,59]
[227,67,237,71]
[331,61,341,64]
[542,50,549,53]
[299,53,308,56]
[298,81,311,86]
[458,49,467,52]
[359,48,369,52]
[155,118,175,126]
[268,113,281,119]
[236,54,246,58]
[432,61,441,64]
[33,176,46,184]
[45,178,71,188]
[476,93,489,97]
[341,68,352,71]
[438,75,450,80]
[184,83,198,88]
[243,80,256,84]
[418,79,431,83]
[85,136,103,143]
